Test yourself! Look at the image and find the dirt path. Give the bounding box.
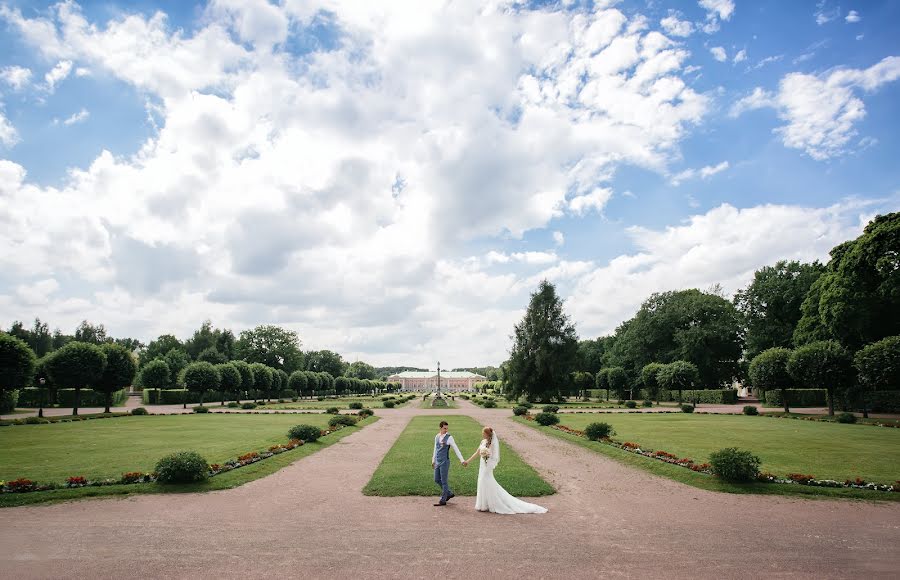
[1,401,898,579]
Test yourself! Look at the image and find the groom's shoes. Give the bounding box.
[447,493,455,501]
[433,502,447,506]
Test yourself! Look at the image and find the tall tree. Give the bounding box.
[794,213,900,350]
[45,342,106,415]
[506,280,578,402]
[657,360,699,403]
[0,332,37,413]
[183,362,220,407]
[29,318,53,357]
[163,349,191,384]
[304,349,345,377]
[734,260,824,360]
[607,289,743,388]
[216,363,242,405]
[140,359,171,391]
[854,336,900,417]
[231,360,253,403]
[788,340,854,416]
[576,337,612,375]
[51,328,73,351]
[141,334,184,367]
[347,360,377,380]
[236,325,304,373]
[249,363,274,402]
[606,366,629,400]
[74,320,110,344]
[184,320,236,361]
[640,362,665,403]
[96,343,138,413]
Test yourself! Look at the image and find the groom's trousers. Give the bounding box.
[434,461,451,502]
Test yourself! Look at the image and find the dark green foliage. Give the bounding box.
[866,390,900,412]
[249,362,274,396]
[708,448,761,482]
[837,412,857,424]
[140,334,183,367]
[328,414,358,427]
[794,213,900,350]
[657,361,700,402]
[743,405,759,415]
[734,260,824,360]
[642,400,652,407]
[193,405,210,413]
[606,289,743,388]
[383,400,396,408]
[347,361,377,379]
[140,359,171,390]
[625,400,637,408]
[749,347,794,412]
[1,390,18,414]
[304,350,345,377]
[640,362,665,402]
[56,388,127,407]
[197,347,226,365]
[520,401,534,409]
[542,404,560,413]
[97,343,137,412]
[788,340,854,415]
[854,336,900,391]
[584,422,614,440]
[512,406,528,416]
[507,281,578,402]
[288,424,322,442]
[763,389,828,408]
[227,402,240,408]
[241,402,257,409]
[535,412,560,426]
[0,333,37,399]
[288,371,309,396]
[681,404,694,413]
[162,349,190,382]
[348,402,363,409]
[606,366,629,400]
[132,407,149,415]
[326,406,340,414]
[184,321,235,361]
[182,362,221,406]
[482,399,497,408]
[155,451,209,484]
[231,360,254,393]
[44,341,106,415]
[236,325,304,373]
[357,408,374,418]
[216,363,242,398]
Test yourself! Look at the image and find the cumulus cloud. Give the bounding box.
[733,49,747,64]
[62,108,90,125]
[0,108,19,147]
[569,188,613,216]
[660,12,693,37]
[670,161,729,185]
[710,46,727,62]
[733,56,900,159]
[698,0,734,33]
[553,231,565,246]
[44,60,72,92]
[0,65,32,90]
[845,10,861,23]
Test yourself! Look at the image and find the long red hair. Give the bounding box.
[483,426,493,445]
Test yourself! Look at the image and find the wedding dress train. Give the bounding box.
[474,433,547,514]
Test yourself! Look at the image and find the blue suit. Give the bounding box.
[433,434,456,503]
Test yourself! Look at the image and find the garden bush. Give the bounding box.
[328,414,358,428]
[542,405,560,413]
[837,412,857,424]
[743,405,759,416]
[535,412,560,426]
[639,388,738,404]
[348,402,363,409]
[512,406,528,416]
[641,400,652,408]
[193,406,209,413]
[763,389,827,408]
[616,399,625,405]
[584,422,614,440]
[625,400,637,409]
[24,416,45,424]
[241,402,257,409]
[863,390,900,413]
[681,404,694,413]
[155,451,209,484]
[383,400,396,408]
[520,401,533,409]
[482,400,497,408]
[55,388,128,408]
[358,408,374,418]
[288,424,322,442]
[326,407,340,414]
[227,402,240,408]
[131,407,149,416]
[708,448,761,482]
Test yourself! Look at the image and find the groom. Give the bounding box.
[432,420,467,506]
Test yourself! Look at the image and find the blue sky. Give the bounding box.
[0,0,898,367]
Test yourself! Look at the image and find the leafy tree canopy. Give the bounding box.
[236,325,304,373]
[304,349,345,377]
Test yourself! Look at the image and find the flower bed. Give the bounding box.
[0,424,351,494]
[540,422,898,493]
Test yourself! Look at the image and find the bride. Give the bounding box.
[465,426,547,514]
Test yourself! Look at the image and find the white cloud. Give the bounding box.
[699,0,736,22]
[845,10,861,23]
[748,54,783,71]
[733,56,900,159]
[710,46,727,62]
[553,231,565,246]
[733,49,747,64]
[63,108,90,125]
[0,65,32,90]
[568,201,890,338]
[44,59,72,92]
[815,1,840,25]
[16,278,60,305]
[660,13,693,37]
[0,108,19,147]
[670,160,729,185]
[568,188,613,216]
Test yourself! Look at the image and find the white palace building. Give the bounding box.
[387,370,486,392]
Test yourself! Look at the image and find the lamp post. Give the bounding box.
[38,377,46,419]
[436,361,441,398]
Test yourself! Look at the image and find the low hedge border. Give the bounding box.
[522,415,899,493]
[0,408,331,427]
[0,423,356,495]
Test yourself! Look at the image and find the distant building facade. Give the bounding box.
[387,370,486,392]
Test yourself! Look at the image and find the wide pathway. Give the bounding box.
[0,399,898,579]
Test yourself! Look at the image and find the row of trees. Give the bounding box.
[506,212,899,404]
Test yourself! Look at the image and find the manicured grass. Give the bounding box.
[548,413,900,483]
[0,416,377,508]
[0,413,343,483]
[364,415,554,497]
[419,397,459,409]
[259,395,411,410]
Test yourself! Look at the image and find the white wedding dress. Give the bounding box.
[474,433,547,514]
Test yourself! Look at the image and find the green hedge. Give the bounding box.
[14,388,45,407]
[1,390,19,413]
[861,390,900,413]
[764,389,828,408]
[587,389,610,400]
[639,388,737,404]
[55,388,128,407]
[142,389,224,405]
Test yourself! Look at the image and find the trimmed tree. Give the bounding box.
[183,361,220,407]
[640,362,665,403]
[854,336,900,417]
[141,359,171,391]
[0,332,37,414]
[197,347,226,365]
[657,361,699,403]
[45,341,106,415]
[216,362,242,406]
[748,347,794,413]
[277,369,289,397]
[96,343,138,413]
[250,363,274,403]
[231,360,253,403]
[288,371,309,399]
[596,368,610,401]
[606,367,628,401]
[788,340,854,416]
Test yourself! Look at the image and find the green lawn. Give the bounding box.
[0,413,342,483]
[419,397,459,409]
[553,413,900,483]
[363,415,554,497]
[259,396,411,410]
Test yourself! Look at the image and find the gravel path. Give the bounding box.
[1,399,898,579]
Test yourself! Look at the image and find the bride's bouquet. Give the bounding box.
[479,448,491,461]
